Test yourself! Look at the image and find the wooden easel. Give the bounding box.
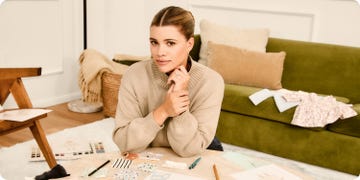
[0,68,57,168]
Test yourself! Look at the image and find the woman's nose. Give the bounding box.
[157,44,166,57]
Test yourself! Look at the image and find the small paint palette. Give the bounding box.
[29,141,105,161]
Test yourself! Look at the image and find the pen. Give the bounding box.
[88,159,110,176]
[188,157,201,169]
[213,164,220,180]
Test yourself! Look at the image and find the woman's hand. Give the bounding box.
[164,84,190,117]
[153,66,190,125]
[167,66,190,92]
[153,83,190,125]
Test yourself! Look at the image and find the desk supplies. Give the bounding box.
[139,151,163,161]
[162,160,187,169]
[121,151,138,160]
[213,164,220,180]
[112,158,132,169]
[29,141,105,162]
[188,157,201,169]
[137,163,156,173]
[88,160,110,176]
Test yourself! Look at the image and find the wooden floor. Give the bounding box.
[0,102,106,147]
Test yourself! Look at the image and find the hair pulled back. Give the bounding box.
[151,6,195,40]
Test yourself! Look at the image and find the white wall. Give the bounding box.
[1,0,360,108]
[0,0,83,108]
[88,0,360,59]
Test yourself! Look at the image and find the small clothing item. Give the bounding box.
[282,91,357,128]
[113,59,224,157]
[207,137,224,151]
[35,164,70,180]
[249,89,358,128]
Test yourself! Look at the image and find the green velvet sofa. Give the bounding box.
[190,35,360,175]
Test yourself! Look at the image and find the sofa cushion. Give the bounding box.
[207,42,286,89]
[327,104,360,138]
[112,53,150,66]
[267,38,360,103]
[222,84,295,125]
[222,84,351,128]
[199,19,269,66]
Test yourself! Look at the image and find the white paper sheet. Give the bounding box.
[230,164,301,180]
[0,109,52,122]
[249,89,272,105]
[249,89,300,112]
[145,170,205,180]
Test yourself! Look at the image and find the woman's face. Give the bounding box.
[150,25,193,73]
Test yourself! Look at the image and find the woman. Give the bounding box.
[112,6,224,157]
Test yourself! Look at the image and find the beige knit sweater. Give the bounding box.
[112,60,224,157]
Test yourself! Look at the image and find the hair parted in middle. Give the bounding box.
[151,6,195,40]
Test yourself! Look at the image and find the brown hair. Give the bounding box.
[151,6,195,40]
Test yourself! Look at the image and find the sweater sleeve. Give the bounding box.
[166,72,225,157]
[112,70,163,153]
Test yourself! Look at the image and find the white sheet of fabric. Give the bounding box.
[249,89,300,112]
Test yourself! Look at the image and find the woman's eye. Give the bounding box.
[150,40,158,46]
[167,41,176,46]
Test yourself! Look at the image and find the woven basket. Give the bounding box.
[101,72,122,117]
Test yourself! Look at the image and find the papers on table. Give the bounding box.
[223,152,302,179]
[0,108,52,122]
[222,151,268,170]
[145,170,205,180]
[230,164,302,180]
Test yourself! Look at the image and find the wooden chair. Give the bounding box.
[0,67,57,168]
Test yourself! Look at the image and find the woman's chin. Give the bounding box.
[157,65,173,74]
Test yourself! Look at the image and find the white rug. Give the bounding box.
[0,118,118,180]
[0,118,357,180]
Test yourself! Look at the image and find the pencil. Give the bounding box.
[213,164,220,180]
[88,159,110,176]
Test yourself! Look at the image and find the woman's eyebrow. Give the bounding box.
[149,37,178,42]
[164,39,177,42]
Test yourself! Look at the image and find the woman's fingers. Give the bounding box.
[168,90,189,115]
[167,66,189,91]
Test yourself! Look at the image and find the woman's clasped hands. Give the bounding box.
[164,66,190,117]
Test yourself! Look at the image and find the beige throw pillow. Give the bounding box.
[113,53,150,62]
[207,41,286,89]
[199,19,269,66]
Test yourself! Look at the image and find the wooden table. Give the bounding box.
[60,147,312,179]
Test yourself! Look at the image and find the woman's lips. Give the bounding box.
[156,59,170,66]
